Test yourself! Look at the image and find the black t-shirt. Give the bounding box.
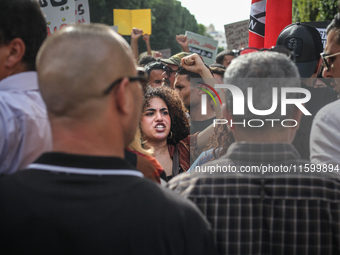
[0,152,215,255]
[190,116,216,134]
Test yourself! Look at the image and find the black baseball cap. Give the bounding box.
[276,22,323,78]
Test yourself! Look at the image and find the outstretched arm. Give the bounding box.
[143,34,152,56]
[176,34,189,53]
[130,28,143,60]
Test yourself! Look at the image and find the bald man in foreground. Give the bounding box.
[0,24,215,255]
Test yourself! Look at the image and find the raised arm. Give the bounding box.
[181,54,222,155]
[130,28,143,60]
[143,34,152,56]
[176,34,189,53]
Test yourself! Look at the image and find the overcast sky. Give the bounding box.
[178,0,251,32]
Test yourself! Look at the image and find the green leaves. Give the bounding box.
[89,0,201,55]
[293,0,338,23]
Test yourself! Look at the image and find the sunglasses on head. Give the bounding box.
[103,67,148,95]
[235,46,295,62]
[162,65,177,77]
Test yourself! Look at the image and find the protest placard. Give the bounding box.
[303,21,330,50]
[110,26,118,33]
[40,0,76,35]
[75,0,90,24]
[156,48,171,59]
[224,20,249,50]
[185,31,218,65]
[114,9,152,35]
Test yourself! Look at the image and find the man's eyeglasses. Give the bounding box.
[236,46,295,62]
[103,69,148,95]
[162,65,177,77]
[320,52,340,71]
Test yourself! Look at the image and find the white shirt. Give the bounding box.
[0,71,52,175]
[310,99,340,166]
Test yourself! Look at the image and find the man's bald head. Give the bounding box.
[37,23,136,119]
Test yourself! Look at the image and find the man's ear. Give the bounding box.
[197,87,205,95]
[113,77,130,115]
[5,38,26,69]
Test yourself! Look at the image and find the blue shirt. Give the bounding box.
[0,71,52,175]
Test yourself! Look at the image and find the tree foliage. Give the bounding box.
[292,0,338,23]
[89,0,200,55]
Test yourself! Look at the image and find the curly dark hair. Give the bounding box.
[205,124,235,160]
[142,86,189,145]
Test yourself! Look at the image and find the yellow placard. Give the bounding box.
[114,9,152,35]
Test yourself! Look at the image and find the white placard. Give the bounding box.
[40,0,76,35]
[110,26,118,33]
[185,31,218,65]
[75,0,90,24]
[224,20,249,50]
[156,48,171,59]
[316,28,327,49]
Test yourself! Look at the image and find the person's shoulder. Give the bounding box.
[167,171,192,193]
[315,99,340,120]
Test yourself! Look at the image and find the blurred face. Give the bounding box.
[174,74,201,112]
[174,74,191,110]
[162,63,178,89]
[140,97,171,142]
[322,30,340,94]
[148,69,163,87]
[222,55,234,68]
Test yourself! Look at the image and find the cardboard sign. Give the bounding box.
[75,0,90,24]
[224,20,249,50]
[303,21,331,50]
[40,0,76,35]
[114,9,152,35]
[156,48,171,59]
[110,26,118,33]
[185,31,218,65]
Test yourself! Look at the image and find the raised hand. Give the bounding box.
[131,28,143,41]
[176,34,189,52]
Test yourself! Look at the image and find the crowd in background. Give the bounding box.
[3,0,340,254]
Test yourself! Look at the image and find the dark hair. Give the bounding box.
[327,13,340,44]
[0,0,47,71]
[204,124,235,160]
[138,55,156,66]
[144,61,164,76]
[215,50,236,65]
[176,65,213,83]
[209,66,226,77]
[176,66,203,81]
[142,86,189,145]
[209,63,226,70]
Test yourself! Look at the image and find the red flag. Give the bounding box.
[249,0,266,48]
[249,0,292,49]
[264,0,292,48]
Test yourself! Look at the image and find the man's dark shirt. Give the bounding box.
[0,152,215,255]
[190,116,216,134]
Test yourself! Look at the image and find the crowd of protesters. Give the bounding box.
[3,0,340,254]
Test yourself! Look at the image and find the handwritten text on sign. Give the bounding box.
[185,31,218,65]
[224,20,249,50]
[40,0,90,35]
